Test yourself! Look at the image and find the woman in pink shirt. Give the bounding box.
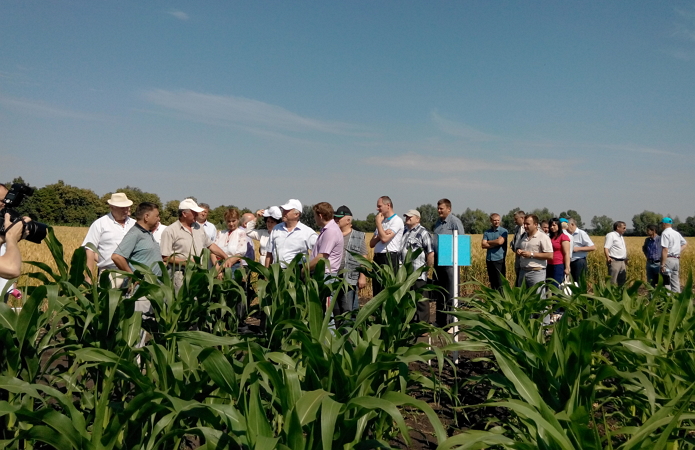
[547,218,571,287]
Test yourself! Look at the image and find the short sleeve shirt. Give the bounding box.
[400,224,434,281]
[160,220,213,262]
[313,219,344,274]
[604,231,627,259]
[374,214,405,253]
[82,213,135,269]
[114,223,163,276]
[519,231,553,269]
[483,226,508,262]
[267,221,318,268]
[433,214,465,256]
[661,227,687,257]
[570,228,594,261]
[551,233,571,265]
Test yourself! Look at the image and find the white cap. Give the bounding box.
[280,199,302,212]
[404,209,421,218]
[263,206,282,220]
[178,198,204,213]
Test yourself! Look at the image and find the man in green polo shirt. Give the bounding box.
[113,202,163,277]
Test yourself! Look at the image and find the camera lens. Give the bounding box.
[24,221,48,244]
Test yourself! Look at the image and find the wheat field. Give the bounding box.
[14,227,695,297]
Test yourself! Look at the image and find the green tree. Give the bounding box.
[457,208,489,234]
[353,213,376,232]
[19,180,102,226]
[160,200,180,225]
[529,208,555,224]
[102,186,162,211]
[301,204,319,231]
[416,203,438,231]
[559,209,584,229]
[677,215,695,237]
[590,215,614,236]
[631,210,663,236]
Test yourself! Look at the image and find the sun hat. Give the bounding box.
[280,199,302,212]
[403,209,421,218]
[107,192,133,207]
[334,205,353,218]
[263,206,282,220]
[179,198,204,213]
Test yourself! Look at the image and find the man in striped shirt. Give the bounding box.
[400,209,434,323]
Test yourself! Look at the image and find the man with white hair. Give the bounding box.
[567,218,595,283]
[159,198,229,291]
[82,192,135,283]
[660,217,687,293]
[401,209,434,323]
[265,199,318,268]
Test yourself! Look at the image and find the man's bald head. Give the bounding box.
[241,212,256,227]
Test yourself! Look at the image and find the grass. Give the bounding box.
[16,227,695,296]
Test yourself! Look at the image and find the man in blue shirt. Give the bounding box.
[432,198,464,327]
[482,213,508,292]
[642,224,662,287]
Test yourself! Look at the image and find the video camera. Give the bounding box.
[0,183,47,244]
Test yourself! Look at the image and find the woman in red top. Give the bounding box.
[547,218,571,287]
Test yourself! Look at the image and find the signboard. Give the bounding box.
[437,234,471,267]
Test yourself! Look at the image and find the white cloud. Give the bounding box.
[167,10,189,20]
[144,89,368,136]
[670,6,695,60]
[430,111,499,141]
[0,96,103,121]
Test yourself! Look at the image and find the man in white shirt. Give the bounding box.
[568,218,595,283]
[368,196,404,296]
[152,220,167,245]
[196,203,218,243]
[265,199,318,268]
[82,192,135,285]
[604,221,628,286]
[660,217,687,293]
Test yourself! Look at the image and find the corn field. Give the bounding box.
[3,228,695,448]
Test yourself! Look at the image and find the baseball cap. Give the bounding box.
[559,218,569,223]
[662,217,673,224]
[404,209,421,218]
[263,206,282,220]
[280,199,302,212]
[334,205,352,218]
[179,198,204,213]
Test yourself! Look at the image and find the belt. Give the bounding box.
[610,258,626,261]
[668,255,680,259]
[521,267,544,272]
[647,259,661,263]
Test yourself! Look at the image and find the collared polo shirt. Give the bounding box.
[114,223,163,276]
[604,231,627,259]
[570,228,594,261]
[432,214,464,256]
[160,220,213,262]
[483,226,508,262]
[400,224,434,281]
[82,213,135,269]
[518,231,553,270]
[660,227,687,257]
[313,219,344,274]
[374,214,404,253]
[267,221,318,268]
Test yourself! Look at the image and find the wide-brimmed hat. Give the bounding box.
[107,192,133,207]
[280,199,302,212]
[179,198,204,213]
[263,206,282,220]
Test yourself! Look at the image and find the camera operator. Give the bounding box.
[0,185,30,280]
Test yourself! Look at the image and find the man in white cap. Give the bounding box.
[401,209,434,323]
[159,198,229,291]
[82,192,135,283]
[265,199,318,268]
[660,217,687,293]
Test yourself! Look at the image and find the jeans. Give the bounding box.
[334,286,358,316]
[570,258,587,284]
[486,259,506,291]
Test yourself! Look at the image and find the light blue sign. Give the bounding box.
[437,234,471,266]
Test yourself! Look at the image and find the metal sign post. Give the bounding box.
[452,230,459,363]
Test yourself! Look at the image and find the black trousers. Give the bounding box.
[570,258,587,284]
[433,265,455,327]
[486,259,506,291]
[412,279,430,323]
[371,252,400,296]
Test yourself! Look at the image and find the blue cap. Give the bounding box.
[559,218,569,223]
[662,217,673,224]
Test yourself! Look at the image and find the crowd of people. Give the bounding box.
[1,189,688,325]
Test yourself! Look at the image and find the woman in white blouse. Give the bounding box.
[246,206,282,262]
[214,208,248,274]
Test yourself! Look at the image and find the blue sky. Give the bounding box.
[1,1,694,224]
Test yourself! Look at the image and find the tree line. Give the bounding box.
[5,178,695,236]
